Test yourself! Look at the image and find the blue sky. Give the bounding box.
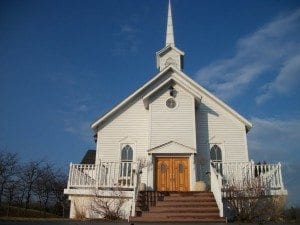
[1,0,300,206]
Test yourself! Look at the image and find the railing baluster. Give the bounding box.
[98,163,102,186]
[68,163,72,188]
[127,162,130,187]
[108,163,112,187]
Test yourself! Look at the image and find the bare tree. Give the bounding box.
[52,169,68,217]
[14,179,27,216]
[90,188,126,220]
[4,179,18,216]
[0,151,19,207]
[224,178,285,223]
[0,150,70,217]
[33,163,55,216]
[19,160,43,213]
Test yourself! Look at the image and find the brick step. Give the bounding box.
[156,201,217,207]
[138,191,213,196]
[149,206,219,213]
[138,212,220,218]
[168,192,214,197]
[130,216,225,222]
[133,191,223,223]
[163,196,216,202]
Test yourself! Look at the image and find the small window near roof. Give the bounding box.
[166,98,176,109]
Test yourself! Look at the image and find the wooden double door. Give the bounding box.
[156,157,189,191]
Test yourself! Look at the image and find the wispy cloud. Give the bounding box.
[112,24,139,55]
[256,54,300,104]
[248,117,300,159]
[248,117,300,206]
[196,8,300,103]
[47,68,98,144]
[64,119,93,143]
[121,24,135,33]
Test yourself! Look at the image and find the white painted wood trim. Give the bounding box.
[91,66,173,129]
[172,68,252,129]
[119,142,136,162]
[91,66,252,131]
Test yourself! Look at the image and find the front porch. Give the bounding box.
[210,161,287,218]
[64,160,287,220]
[64,162,141,219]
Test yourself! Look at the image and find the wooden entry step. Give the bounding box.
[130,191,225,222]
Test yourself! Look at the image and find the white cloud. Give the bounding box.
[196,8,300,102]
[120,24,135,33]
[248,117,300,160]
[78,104,88,112]
[256,54,300,104]
[248,117,300,206]
[47,69,96,144]
[112,24,139,55]
[64,120,93,143]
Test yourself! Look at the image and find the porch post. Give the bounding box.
[67,163,72,189]
[190,154,196,191]
[251,160,255,180]
[278,162,284,189]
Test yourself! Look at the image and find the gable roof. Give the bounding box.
[148,141,196,154]
[80,149,96,164]
[91,66,173,130]
[142,76,201,109]
[156,45,185,56]
[91,66,252,131]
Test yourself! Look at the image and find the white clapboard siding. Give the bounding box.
[97,99,149,183]
[196,95,248,163]
[150,84,196,149]
[95,69,250,186]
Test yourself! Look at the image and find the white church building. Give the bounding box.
[64,1,287,222]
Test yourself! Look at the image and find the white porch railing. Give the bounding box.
[210,163,224,217]
[66,161,141,217]
[210,161,286,218]
[211,161,285,193]
[67,162,138,189]
[130,161,140,217]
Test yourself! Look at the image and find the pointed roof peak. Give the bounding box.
[166,0,175,47]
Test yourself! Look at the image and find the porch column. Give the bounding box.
[190,154,196,191]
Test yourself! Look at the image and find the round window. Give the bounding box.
[166,98,177,109]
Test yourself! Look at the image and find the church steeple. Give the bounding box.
[166,0,175,47]
[156,0,185,71]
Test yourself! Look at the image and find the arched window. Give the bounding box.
[120,145,133,177]
[121,145,133,162]
[210,145,222,162]
[210,144,222,174]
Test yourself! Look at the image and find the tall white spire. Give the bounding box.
[157,0,184,71]
[166,0,175,47]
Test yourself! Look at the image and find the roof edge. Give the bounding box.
[91,66,252,131]
[91,66,175,130]
[171,67,253,130]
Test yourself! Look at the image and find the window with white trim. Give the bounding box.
[210,144,222,162]
[210,144,222,174]
[120,145,133,177]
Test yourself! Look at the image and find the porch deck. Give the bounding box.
[64,160,287,219]
[66,162,139,190]
[210,161,287,217]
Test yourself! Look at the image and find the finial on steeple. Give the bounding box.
[156,0,184,71]
[166,0,175,47]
